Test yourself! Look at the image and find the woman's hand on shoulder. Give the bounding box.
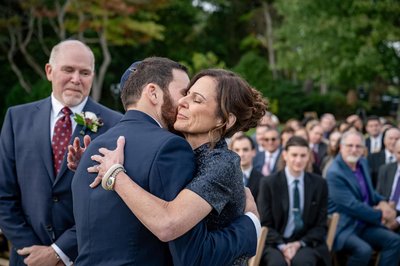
[88,136,126,188]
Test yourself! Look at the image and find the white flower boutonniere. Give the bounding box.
[73,111,104,135]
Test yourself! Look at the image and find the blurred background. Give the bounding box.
[0,0,399,127]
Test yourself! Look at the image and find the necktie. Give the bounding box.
[243,173,248,186]
[293,180,303,234]
[52,107,72,175]
[388,155,395,164]
[391,170,400,204]
[262,154,271,176]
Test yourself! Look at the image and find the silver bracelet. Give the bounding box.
[101,164,125,191]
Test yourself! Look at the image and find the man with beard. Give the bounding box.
[326,131,400,266]
[71,57,259,265]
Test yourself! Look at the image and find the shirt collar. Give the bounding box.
[284,166,304,186]
[266,148,280,158]
[51,93,88,118]
[242,167,253,178]
[385,149,394,160]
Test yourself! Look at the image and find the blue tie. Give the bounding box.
[293,180,303,234]
[243,173,248,186]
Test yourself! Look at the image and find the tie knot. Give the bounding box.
[61,107,72,116]
[294,179,299,186]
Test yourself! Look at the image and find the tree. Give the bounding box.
[274,0,400,95]
[0,0,165,101]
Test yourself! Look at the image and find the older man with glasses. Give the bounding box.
[326,130,400,266]
[253,128,282,177]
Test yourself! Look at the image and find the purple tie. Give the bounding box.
[391,170,400,204]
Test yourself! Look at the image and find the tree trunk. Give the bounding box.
[262,2,277,80]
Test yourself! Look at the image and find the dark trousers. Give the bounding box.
[341,225,400,266]
[261,246,319,266]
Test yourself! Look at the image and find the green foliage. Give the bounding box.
[5,80,51,108]
[233,51,271,95]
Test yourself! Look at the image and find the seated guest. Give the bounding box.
[368,127,400,188]
[320,113,336,141]
[321,131,342,178]
[365,115,383,154]
[253,128,282,177]
[230,135,264,200]
[280,126,295,148]
[307,123,328,169]
[258,136,330,266]
[327,131,400,266]
[377,138,400,232]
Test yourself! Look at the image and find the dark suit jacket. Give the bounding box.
[315,142,328,168]
[377,162,398,200]
[367,150,386,188]
[72,110,257,266]
[246,168,264,201]
[326,155,384,251]
[0,97,122,265]
[257,170,330,265]
[253,148,282,174]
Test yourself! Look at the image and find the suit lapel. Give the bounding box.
[387,164,398,196]
[302,173,312,221]
[34,98,55,182]
[278,171,290,230]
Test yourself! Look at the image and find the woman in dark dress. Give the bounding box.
[90,69,267,264]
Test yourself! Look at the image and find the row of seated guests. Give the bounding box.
[228,115,400,265]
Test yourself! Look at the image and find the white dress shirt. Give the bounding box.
[283,167,305,238]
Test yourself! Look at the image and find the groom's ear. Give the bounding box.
[144,83,161,105]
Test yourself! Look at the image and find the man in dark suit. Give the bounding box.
[253,128,282,176]
[308,123,328,169]
[365,115,383,154]
[258,136,330,266]
[377,138,400,232]
[368,127,400,188]
[231,135,264,200]
[72,57,259,265]
[0,40,122,266]
[327,130,400,266]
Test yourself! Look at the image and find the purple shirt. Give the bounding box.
[353,163,370,204]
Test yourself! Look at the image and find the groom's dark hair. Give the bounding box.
[120,57,188,110]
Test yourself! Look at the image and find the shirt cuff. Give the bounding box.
[51,244,73,266]
[277,244,286,251]
[245,212,261,239]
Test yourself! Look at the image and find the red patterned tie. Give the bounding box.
[52,107,72,175]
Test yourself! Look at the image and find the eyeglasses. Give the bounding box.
[343,144,364,149]
[264,137,277,142]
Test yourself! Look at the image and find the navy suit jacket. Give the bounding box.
[326,155,384,251]
[377,162,398,200]
[246,168,263,201]
[253,148,282,174]
[0,97,122,265]
[367,150,386,188]
[72,110,257,266]
[257,170,330,265]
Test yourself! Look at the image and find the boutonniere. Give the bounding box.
[73,111,104,135]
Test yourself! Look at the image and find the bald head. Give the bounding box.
[49,40,95,71]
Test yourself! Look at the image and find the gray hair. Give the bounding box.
[340,130,365,146]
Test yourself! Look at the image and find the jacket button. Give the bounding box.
[52,196,59,202]
[46,225,53,231]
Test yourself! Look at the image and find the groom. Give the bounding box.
[72,57,259,265]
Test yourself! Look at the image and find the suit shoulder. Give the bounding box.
[7,98,48,113]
